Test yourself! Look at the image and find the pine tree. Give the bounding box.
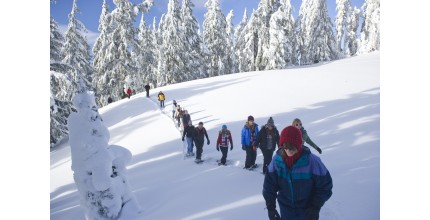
[238,10,258,73]
[347,7,360,56]
[136,14,156,92]
[92,0,111,106]
[233,8,248,73]
[336,0,352,54]
[359,0,380,53]
[50,17,73,147]
[62,0,93,89]
[203,0,228,77]
[297,0,340,65]
[181,0,205,79]
[255,0,279,71]
[68,80,141,219]
[267,0,296,70]
[225,10,235,74]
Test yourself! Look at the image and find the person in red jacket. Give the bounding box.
[126,87,132,99]
[216,124,233,165]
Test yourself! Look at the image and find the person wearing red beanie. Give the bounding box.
[263,125,333,220]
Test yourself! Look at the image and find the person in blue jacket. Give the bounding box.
[241,115,259,169]
[262,126,333,220]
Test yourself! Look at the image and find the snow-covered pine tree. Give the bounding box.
[347,7,360,56]
[62,0,94,90]
[238,10,258,73]
[266,0,296,70]
[255,0,280,71]
[225,10,235,74]
[92,0,111,106]
[297,0,340,65]
[50,16,74,147]
[135,14,156,92]
[161,0,187,84]
[95,0,153,103]
[68,80,140,220]
[358,0,380,53]
[335,0,352,54]
[203,0,228,77]
[233,8,248,73]
[181,0,205,80]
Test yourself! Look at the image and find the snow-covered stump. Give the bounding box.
[68,87,140,220]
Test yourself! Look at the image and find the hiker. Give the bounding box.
[172,100,177,118]
[127,87,132,99]
[216,124,233,165]
[182,110,192,129]
[175,105,183,127]
[292,118,322,154]
[193,122,210,163]
[107,96,113,104]
[263,125,333,220]
[241,115,259,169]
[158,91,165,108]
[182,121,196,156]
[255,117,280,174]
[144,84,150,97]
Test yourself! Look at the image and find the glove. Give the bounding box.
[242,145,246,151]
[216,146,220,151]
[266,202,280,220]
[267,209,280,220]
[305,207,320,220]
[207,140,210,145]
[182,137,184,141]
[230,145,233,151]
[316,147,322,154]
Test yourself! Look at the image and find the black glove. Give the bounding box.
[266,202,280,220]
[242,145,246,151]
[316,147,322,154]
[305,207,320,220]
[230,145,233,151]
[216,146,220,151]
[207,140,210,145]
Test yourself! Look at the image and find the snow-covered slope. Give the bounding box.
[51,51,380,219]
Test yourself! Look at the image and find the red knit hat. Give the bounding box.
[279,126,303,150]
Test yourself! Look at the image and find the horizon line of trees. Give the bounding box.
[50,0,380,147]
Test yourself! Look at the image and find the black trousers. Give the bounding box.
[146,90,149,97]
[260,147,275,173]
[195,140,204,159]
[220,147,228,163]
[245,146,257,168]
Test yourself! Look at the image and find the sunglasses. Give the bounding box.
[295,123,302,126]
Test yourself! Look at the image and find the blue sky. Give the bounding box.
[50,0,364,46]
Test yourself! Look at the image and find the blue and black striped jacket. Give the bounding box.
[263,147,333,219]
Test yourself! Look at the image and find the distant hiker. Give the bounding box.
[175,105,183,127]
[107,96,113,104]
[255,117,280,174]
[216,124,233,165]
[241,115,259,169]
[144,84,150,97]
[172,100,177,118]
[158,91,165,108]
[127,87,132,99]
[121,88,128,99]
[182,110,192,129]
[193,122,210,163]
[292,118,322,154]
[263,126,333,220]
[182,121,196,157]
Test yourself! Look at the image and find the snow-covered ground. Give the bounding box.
[51,51,380,219]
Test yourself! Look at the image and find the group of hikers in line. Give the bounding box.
[174,108,331,220]
[107,88,332,220]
